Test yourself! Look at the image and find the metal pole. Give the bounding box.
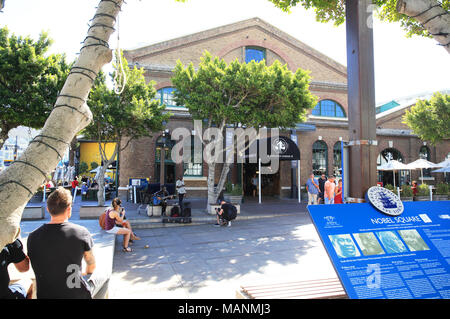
[42,184,46,203]
[258,158,261,204]
[298,160,301,203]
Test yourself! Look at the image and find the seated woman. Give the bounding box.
[104,198,140,252]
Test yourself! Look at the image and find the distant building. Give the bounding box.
[115,17,448,197]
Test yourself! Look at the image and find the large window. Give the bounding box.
[183,136,203,177]
[155,87,183,108]
[311,100,346,118]
[312,140,328,176]
[245,46,266,63]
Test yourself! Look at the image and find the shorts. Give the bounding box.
[325,197,334,204]
[6,283,27,299]
[106,226,122,234]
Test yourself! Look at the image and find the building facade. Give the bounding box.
[120,17,449,198]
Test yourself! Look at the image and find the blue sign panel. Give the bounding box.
[308,201,450,299]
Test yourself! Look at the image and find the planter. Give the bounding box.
[224,194,243,205]
[79,205,108,219]
[401,197,413,202]
[434,195,449,201]
[22,206,46,220]
[29,192,44,203]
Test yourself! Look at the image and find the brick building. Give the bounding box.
[120,17,449,198]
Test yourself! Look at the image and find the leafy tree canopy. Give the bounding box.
[172,51,317,130]
[0,27,70,147]
[268,0,450,38]
[403,92,450,145]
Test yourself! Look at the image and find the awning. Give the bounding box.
[243,136,300,162]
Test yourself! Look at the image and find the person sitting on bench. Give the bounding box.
[104,198,140,252]
[154,187,172,215]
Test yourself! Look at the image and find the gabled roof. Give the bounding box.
[124,17,347,77]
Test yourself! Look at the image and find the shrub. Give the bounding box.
[90,161,99,170]
[401,184,413,197]
[79,162,89,174]
[436,183,449,195]
[384,184,395,193]
[418,184,429,196]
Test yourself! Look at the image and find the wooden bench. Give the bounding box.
[237,278,347,299]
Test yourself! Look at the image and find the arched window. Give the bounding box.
[333,141,342,177]
[155,87,183,108]
[419,145,432,177]
[245,46,266,63]
[377,148,404,165]
[312,140,328,176]
[311,100,346,118]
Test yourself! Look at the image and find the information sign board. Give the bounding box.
[308,201,450,299]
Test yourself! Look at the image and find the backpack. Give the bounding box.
[227,204,237,221]
[99,208,111,230]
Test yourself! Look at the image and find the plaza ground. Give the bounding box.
[17,195,339,299]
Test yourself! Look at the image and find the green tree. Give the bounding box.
[172,51,317,208]
[403,92,450,145]
[84,54,170,205]
[0,27,70,148]
[268,0,450,53]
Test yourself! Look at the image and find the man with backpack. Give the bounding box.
[214,200,237,227]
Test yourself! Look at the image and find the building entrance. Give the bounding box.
[243,163,280,197]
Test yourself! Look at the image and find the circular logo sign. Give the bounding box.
[272,138,288,154]
[366,186,404,216]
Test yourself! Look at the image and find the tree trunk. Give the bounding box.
[397,0,450,53]
[97,143,118,206]
[69,136,78,167]
[0,0,123,249]
[206,162,216,213]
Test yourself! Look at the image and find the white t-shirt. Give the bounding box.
[176,179,186,194]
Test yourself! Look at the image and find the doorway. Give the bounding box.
[243,162,280,197]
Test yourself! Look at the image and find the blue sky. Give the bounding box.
[1,0,449,104]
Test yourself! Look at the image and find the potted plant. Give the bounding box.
[415,184,430,201]
[434,183,449,201]
[224,182,243,204]
[384,184,395,194]
[400,184,413,201]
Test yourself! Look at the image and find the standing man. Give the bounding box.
[27,187,107,299]
[176,175,186,211]
[324,175,336,205]
[318,173,327,204]
[306,173,320,205]
[71,176,79,197]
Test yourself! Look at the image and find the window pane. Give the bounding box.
[311,104,321,116]
[245,47,265,63]
[312,141,328,176]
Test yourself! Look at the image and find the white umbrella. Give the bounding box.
[377,160,409,188]
[432,166,450,173]
[435,158,450,168]
[406,158,438,184]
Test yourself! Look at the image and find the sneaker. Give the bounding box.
[214,223,221,227]
[227,221,231,227]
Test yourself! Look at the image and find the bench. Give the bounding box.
[237,278,347,299]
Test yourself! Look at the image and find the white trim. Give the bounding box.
[308,115,348,122]
[183,176,207,181]
[185,187,208,190]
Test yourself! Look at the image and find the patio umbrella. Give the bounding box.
[406,159,438,184]
[435,158,450,168]
[377,160,409,188]
[432,166,450,173]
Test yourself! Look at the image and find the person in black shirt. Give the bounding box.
[28,187,107,299]
[318,173,328,204]
[0,237,31,299]
[214,200,237,227]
